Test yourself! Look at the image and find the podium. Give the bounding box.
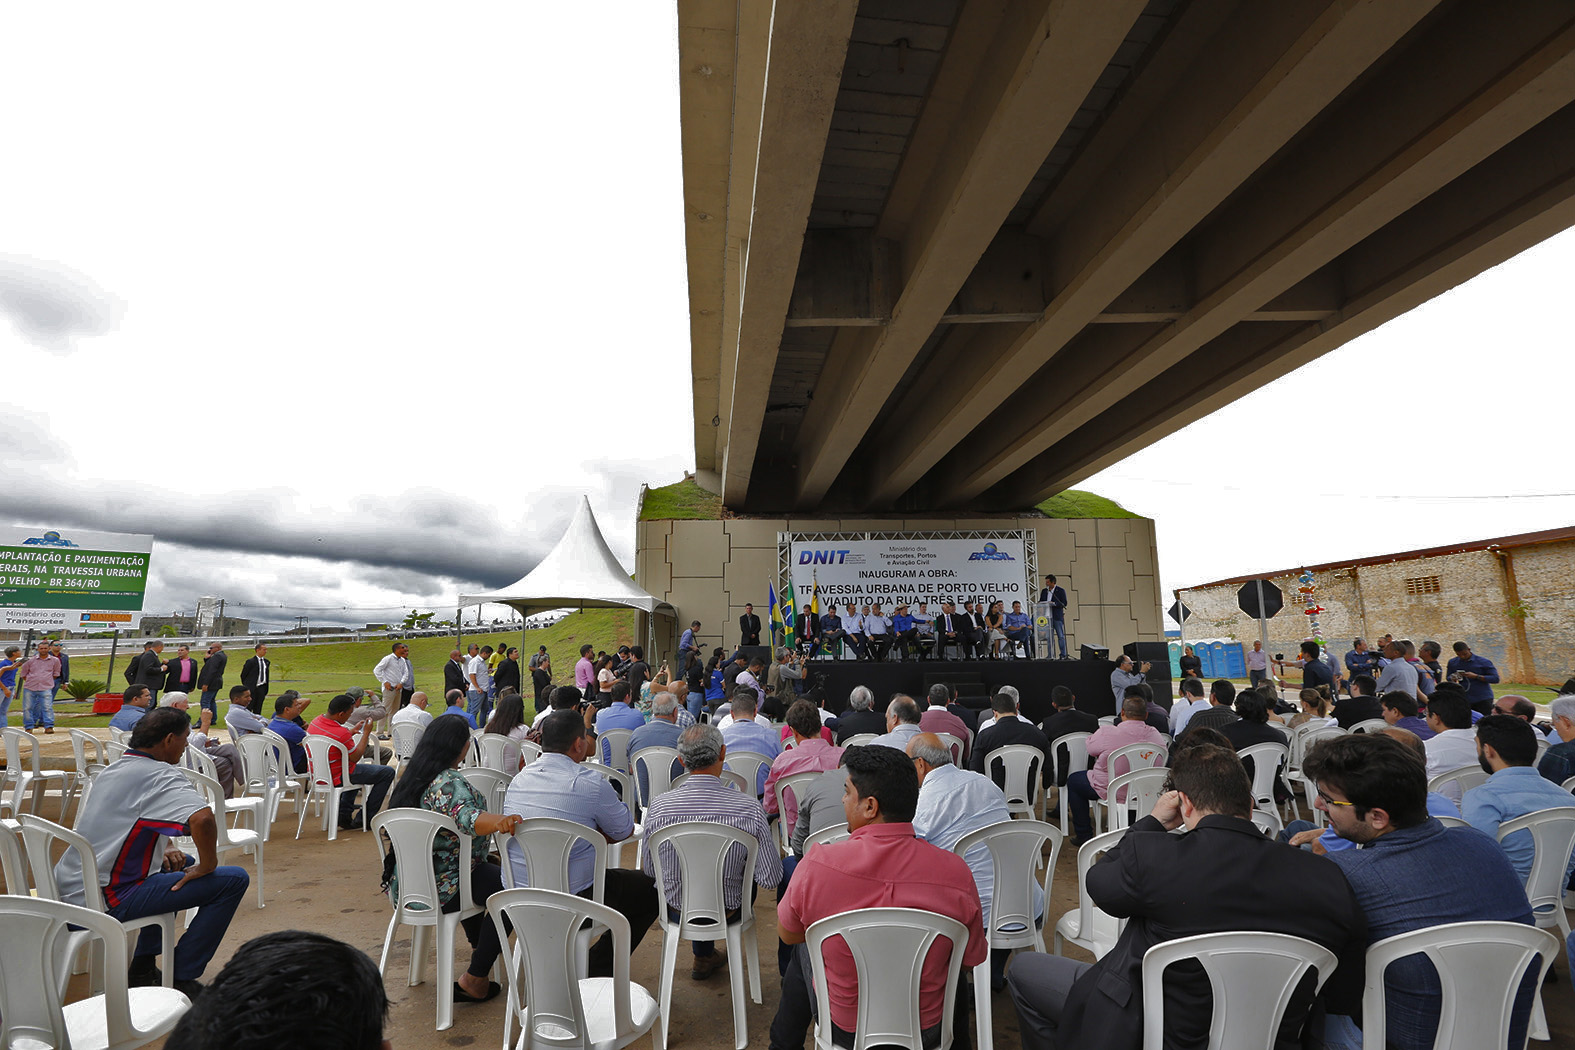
[1031,602,1053,660]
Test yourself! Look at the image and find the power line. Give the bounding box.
[1114,477,1575,502]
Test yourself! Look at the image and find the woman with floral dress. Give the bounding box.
[380,713,523,1004]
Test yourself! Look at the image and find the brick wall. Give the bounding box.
[1178,538,1575,686]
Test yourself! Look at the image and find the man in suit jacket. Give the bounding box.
[934,603,970,660]
[239,643,271,714]
[830,685,887,743]
[197,642,227,717]
[162,643,201,697]
[739,603,761,647]
[965,601,989,659]
[1006,743,1366,1050]
[442,649,469,695]
[131,641,167,702]
[1039,686,1099,786]
[969,691,1054,794]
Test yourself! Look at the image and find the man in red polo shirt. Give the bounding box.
[769,744,986,1049]
[307,693,393,831]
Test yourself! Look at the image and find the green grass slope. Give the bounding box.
[1036,489,1142,519]
[639,477,723,521]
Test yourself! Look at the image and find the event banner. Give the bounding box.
[0,526,153,631]
[788,534,1029,612]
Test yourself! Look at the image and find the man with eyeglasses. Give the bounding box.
[1301,732,1535,1050]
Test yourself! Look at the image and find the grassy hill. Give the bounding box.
[54,608,637,726]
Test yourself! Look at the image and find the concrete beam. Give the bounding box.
[786,0,1149,508]
[861,0,1441,507]
[932,3,1575,507]
[676,0,738,473]
[993,106,1575,504]
[716,0,860,505]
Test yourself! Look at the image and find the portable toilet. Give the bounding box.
[1222,641,1247,679]
[1207,642,1227,678]
[1168,642,1183,678]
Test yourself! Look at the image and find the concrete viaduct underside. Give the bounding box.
[679,0,1575,513]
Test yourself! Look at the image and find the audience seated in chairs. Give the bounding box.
[764,701,846,835]
[55,706,251,1000]
[918,682,975,762]
[868,694,924,752]
[1060,696,1167,845]
[970,689,1054,809]
[1302,731,1538,1050]
[1462,714,1575,884]
[379,712,523,1005]
[641,723,782,980]
[161,691,243,797]
[110,683,154,733]
[223,685,269,736]
[769,743,986,1049]
[1539,694,1575,784]
[307,693,395,832]
[502,709,659,976]
[267,693,313,772]
[392,689,434,730]
[629,691,686,800]
[164,930,389,1050]
[1007,742,1366,1050]
[1282,727,1459,855]
[1039,685,1098,786]
[718,688,781,792]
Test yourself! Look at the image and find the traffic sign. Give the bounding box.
[1237,579,1283,620]
[1168,600,1191,624]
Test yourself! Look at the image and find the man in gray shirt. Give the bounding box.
[1375,641,1419,697]
[1109,655,1150,704]
[789,765,850,855]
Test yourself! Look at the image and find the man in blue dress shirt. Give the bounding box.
[1462,715,1575,884]
[719,687,780,794]
[1003,600,1034,658]
[503,710,657,975]
[110,684,153,733]
[1445,641,1500,715]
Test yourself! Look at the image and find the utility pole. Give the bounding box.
[217,598,225,637]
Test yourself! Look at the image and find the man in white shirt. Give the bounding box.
[975,685,1020,735]
[1422,690,1479,802]
[841,604,868,661]
[372,642,412,731]
[735,656,767,699]
[467,646,494,726]
[910,731,1039,992]
[391,690,433,730]
[912,602,936,650]
[1170,678,1211,737]
[223,686,268,736]
[864,603,891,662]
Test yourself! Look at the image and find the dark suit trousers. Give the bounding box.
[249,687,269,714]
[1007,952,1091,1050]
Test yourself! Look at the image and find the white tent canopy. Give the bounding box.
[457,495,673,620]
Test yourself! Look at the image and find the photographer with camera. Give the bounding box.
[767,647,805,709]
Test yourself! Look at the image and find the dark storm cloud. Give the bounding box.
[0,255,123,354]
[11,479,552,588]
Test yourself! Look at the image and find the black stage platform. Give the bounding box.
[806,657,1125,723]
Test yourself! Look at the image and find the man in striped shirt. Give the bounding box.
[641,723,782,980]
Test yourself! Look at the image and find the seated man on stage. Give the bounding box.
[842,604,869,661]
[913,602,936,658]
[891,603,919,661]
[936,602,970,661]
[1004,600,1034,658]
[864,603,892,662]
[818,607,862,659]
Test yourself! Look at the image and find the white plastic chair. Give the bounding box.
[179,768,265,909]
[1238,741,1289,815]
[1104,767,1169,831]
[599,727,635,772]
[583,760,644,867]
[0,896,190,1050]
[1287,725,1346,825]
[390,720,426,775]
[476,732,521,773]
[805,907,968,1050]
[1433,813,1471,829]
[1347,718,1389,735]
[1251,807,1284,836]
[0,817,26,889]
[372,808,485,1032]
[772,769,826,856]
[235,732,298,832]
[1427,764,1490,798]
[1360,921,1559,1050]
[1050,732,1093,834]
[1563,774,1575,793]
[182,745,265,829]
[486,888,660,1050]
[296,734,365,841]
[1097,715,1118,728]
[104,740,129,763]
[107,727,130,746]
[517,739,543,768]
[674,769,751,793]
[495,816,609,987]
[841,733,879,747]
[1054,827,1128,961]
[459,767,511,814]
[954,819,1062,1050]
[1497,806,1575,945]
[16,813,177,993]
[648,820,764,1050]
[1141,931,1338,1050]
[1106,741,1168,781]
[935,732,965,766]
[65,729,108,817]
[983,744,1046,820]
[633,746,685,809]
[260,727,312,807]
[723,748,775,798]
[803,822,851,856]
[1,727,71,819]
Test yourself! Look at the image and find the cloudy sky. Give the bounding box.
[3,4,1572,630]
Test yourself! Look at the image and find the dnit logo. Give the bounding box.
[798,550,850,565]
[967,542,1014,562]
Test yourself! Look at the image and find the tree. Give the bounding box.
[401,609,437,630]
[157,624,179,638]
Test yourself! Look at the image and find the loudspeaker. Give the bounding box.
[1080,644,1110,661]
[1122,641,1171,664]
[735,644,772,667]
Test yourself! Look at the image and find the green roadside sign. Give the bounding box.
[0,526,153,632]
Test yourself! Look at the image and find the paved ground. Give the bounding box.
[9,755,1574,1049]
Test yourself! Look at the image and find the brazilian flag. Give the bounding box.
[777,580,797,648]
